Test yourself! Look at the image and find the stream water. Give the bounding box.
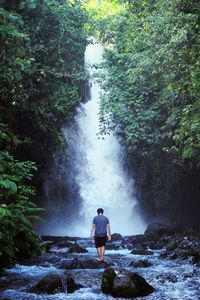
[0,238,200,300]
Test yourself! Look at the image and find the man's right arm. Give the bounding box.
[90,223,95,239]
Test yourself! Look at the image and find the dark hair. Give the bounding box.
[97,208,104,215]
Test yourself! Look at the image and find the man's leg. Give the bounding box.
[102,246,106,260]
[97,247,102,261]
[100,246,105,261]
[98,246,105,261]
[96,238,106,261]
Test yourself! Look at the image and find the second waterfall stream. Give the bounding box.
[62,41,146,236]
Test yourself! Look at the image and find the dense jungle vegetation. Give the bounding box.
[0,0,87,266]
[1,0,200,266]
[86,0,200,225]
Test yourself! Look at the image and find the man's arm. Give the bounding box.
[107,223,111,241]
[90,224,95,239]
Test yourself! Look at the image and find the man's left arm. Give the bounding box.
[107,223,111,241]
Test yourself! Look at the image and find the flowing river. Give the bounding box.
[0,236,200,299]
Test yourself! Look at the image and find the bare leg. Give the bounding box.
[97,247,101,261]
[96,247,105,261]
[100,246,105,261]
[97,246,105,261]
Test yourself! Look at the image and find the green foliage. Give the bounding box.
[0,0,88,266]
[0,0,87,164]
[91,0,200,224]
[0,123,44,267]
[83,0,125,37]
[99,0,200,164]
[0,202,43,267]
[0,150,36,200]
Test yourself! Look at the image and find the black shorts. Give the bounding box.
[94,236,107,248]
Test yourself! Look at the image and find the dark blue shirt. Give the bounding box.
[93,215,109,237]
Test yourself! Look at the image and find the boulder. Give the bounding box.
[192,251,200,265]
[60,258,111,269]
[126,234,164,251]
[102,266,154,298]
[112,274,136,298]
[155,272,178,284]
[48,241,74,253]
[131,250,153,255]
[52,241,75,248]
[106,243,121,250]
[160,250,178,260]
[111,233,122,241]
[147,241,164,250]
[66,277,83,293]
[129,260,152,268]
[31,272,65,294]
[48,241,88,254]
[101,266,117,294]
[144,223,172,238]
[67,244,88,253]
[160,248,200,263]
[165,240,178,251]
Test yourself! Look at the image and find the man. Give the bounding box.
[90,208,111,262]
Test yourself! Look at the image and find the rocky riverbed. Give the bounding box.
[0,223,200,299]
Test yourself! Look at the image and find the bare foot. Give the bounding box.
[95,258,102,262]
[99,257,104,262]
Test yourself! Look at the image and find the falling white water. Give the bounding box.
[62,41,146,237]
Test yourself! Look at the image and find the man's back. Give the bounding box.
[93,214,109,237]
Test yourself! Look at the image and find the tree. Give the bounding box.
[88,0,200,225]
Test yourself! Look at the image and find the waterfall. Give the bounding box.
[40,41,146,237]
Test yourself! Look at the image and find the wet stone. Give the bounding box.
[131,250,154,255]
[30,271,65,294]
[156,273,178,284]
[111,233,122,241]
[144,222,174,238]
[21,253,62,266]
[67,245,88,253]
[48,241,88,254]
[59,257,112,269]
[129,259,152,268]
[102,266,154,298]
[51,241,75,249]
[106,242,123,250]
[1,233,200,299]
[66,277,84,293]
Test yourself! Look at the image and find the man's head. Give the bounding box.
[97,208,104,215]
